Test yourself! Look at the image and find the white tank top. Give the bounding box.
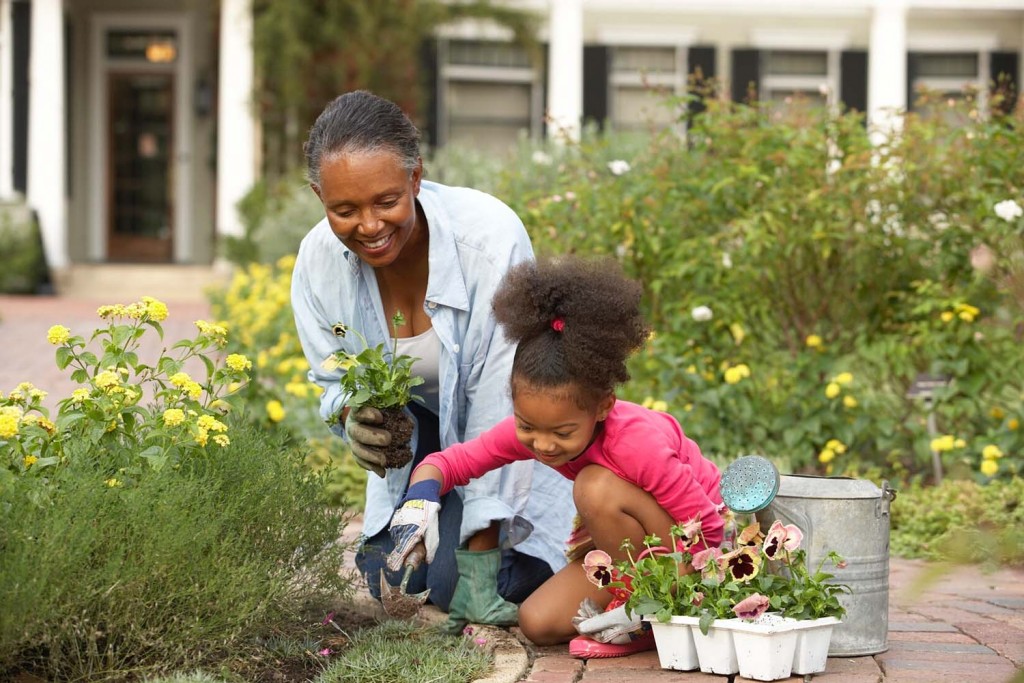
[394,327,441,417]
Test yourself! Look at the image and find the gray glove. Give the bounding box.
[572,599,642,644]
[344,406,390,478]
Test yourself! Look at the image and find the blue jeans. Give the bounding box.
[355,402,553,611]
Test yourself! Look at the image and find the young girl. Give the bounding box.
[387,255,724,657]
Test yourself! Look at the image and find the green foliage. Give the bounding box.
[491,92,1024,480]
[323,312,425,419]
[890,476,1024,565]
[0,202,47,294]
[0,418,351,680]
[224,173,324,266]
[251,0,540,177]
[315,621,493,683]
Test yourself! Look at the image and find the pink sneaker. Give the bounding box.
[568,629,655,659]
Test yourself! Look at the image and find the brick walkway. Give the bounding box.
[5,294,1024,683]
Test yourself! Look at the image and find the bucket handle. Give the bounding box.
[877,480,897,519]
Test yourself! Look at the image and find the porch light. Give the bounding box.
[145,40,177,63]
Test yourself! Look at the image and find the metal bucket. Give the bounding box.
[756,475,896,656]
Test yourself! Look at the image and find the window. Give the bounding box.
[761,50,836,114]
[439,40,542,152]
[609,46,687,131]
[909,52,987,123]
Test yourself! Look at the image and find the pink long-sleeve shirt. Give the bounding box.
[420,400,725,546]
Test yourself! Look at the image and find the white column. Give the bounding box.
[216,0,255,238]
[0,0,14,199]
[546,0,583,142]
[27,0,67,268]
[867,0,908,143]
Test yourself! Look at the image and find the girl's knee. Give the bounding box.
[572,465,619,508]
[518,601,562,646]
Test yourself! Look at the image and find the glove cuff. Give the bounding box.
[403,478,441,504]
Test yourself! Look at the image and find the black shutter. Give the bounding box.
[906,52,919,113]
[840,50,868,114]
[731,49,760,104]
[418,39,439,149]
[582,45,609,131]
[687,46,716,116]
[13,0,29,194]
[990,51,1019,117]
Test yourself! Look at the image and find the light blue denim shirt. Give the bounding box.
[291,180,575,572]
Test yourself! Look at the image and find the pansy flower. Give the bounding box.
[736,522,764,547]
[763,520,788,560]
[676,515,704,550]
[781,523,803,551]
[732,593,770,620]
[691,546,721,572]
[583,550,615,588]
[720,546,761,583]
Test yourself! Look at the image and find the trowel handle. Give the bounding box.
[398,543,426,591]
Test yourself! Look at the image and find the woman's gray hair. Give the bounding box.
[304,90,421,186]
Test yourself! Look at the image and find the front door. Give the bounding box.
[106,72,175,262]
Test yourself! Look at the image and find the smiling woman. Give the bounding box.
[291,90,575,632]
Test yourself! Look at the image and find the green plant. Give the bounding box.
[315,621,493,683]
[0,300,353,680]
[322,311,424,419]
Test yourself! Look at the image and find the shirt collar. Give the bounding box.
[420,182,470,312]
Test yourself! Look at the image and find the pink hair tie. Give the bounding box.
[551,317,565,333]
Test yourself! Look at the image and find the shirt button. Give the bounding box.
[427,301,437,309]
[453,344,460,353]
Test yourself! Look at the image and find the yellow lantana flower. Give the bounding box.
[71,388,90,404]
[94,370,121,390]
[651,400,668,412]
[47,325,71,345]
[843,395,858,408]
[266,400,286,423]
[163,408,185,427]
[724,364,751,385]
[980,459,998,477]
[818,448,835,464]
[834,372,854,385]
[226,353,252,372]
[990,407,1005,420]
[930,435,958,452]
[105,478,123,487]
[940,311,955,323]
[982,444,1003,460]
[825,382,841,399]
[23,454,37,467]
[1009,418,1020,431]
[825,439,847,454]
[142,296,169,321]
[805,334,823,348]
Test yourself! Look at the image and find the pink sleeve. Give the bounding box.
[612,429,725,547]
[418,417,532,494]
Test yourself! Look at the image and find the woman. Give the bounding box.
[291,90,574,630]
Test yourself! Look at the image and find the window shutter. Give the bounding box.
[906,52,919,112]
[13,0,30,194]
[582,45,609,131]
[840,50,868,114]
[688,46,716,116]
[731,49,760,104]
[990,51,1019,116]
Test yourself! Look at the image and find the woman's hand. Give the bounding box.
[345,406,390,477]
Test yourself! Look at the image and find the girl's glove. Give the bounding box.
[571,599,641,644]
[345,406,390,478]
[387,480,442,571]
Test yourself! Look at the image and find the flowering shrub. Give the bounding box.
[1,298,251,491]
[492,93,1024,481]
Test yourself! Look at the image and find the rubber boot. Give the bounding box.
[444,548,520,633]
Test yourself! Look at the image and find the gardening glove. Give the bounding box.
[445,548,520,633]
[345,405,389,478]
[387,480,442,571]
[572,599,642,644]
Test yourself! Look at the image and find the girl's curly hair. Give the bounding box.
[492,255,651,409]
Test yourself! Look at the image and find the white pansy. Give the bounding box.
[608,160,631,176]
[994,199,1023,222]
[691,305,713,322]
[532,150,552,166]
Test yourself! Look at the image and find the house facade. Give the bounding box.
[1,0,1021,294]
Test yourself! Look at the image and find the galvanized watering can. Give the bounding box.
[719,457,898,656]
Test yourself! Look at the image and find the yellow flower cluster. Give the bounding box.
[225,353,252,372]
[47,325,71,345]
[641,396,669,412]
[96,296,169,322]
[194,320,229,347]
[939,302,980,323]
[163,408,185,427]
[266,400,286,423]
[824,372,856,407]
[929,434,966,452]
[195,413,230,447]
[7,382,48,403]
[818,438,847,464]
[805,334,823,349]
[0,405,23,438]
[979,444,1004,477]
[723,363,751,385]
[23,454,37,467]
[169,372,203,400]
